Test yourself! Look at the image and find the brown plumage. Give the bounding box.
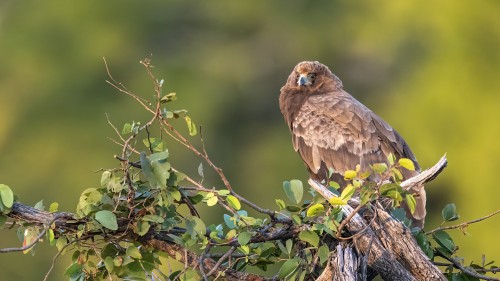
[279,61,426,228]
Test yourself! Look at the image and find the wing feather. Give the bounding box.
[292,90,419,181]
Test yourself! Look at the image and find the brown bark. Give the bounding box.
[308,154,448,281]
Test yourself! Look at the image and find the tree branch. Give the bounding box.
[426,209,500,235]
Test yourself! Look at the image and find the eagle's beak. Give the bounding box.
[298,74,310,86]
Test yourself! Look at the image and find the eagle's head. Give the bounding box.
[286,61,343,93]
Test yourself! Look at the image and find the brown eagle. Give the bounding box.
[279,61,426,228]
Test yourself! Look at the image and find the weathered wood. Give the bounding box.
[308,154,448,281]
[309,179,417,281]
[331,244,360,281]
[400,155,447,190]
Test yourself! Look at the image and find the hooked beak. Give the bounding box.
[297,74,311,86]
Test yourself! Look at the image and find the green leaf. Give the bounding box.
[371,163,388,174]
[197,162,204,178]
[217,189,230,196]
[306,203,325,217]
[100,171,112,187]
[34,200,44,211]
[143,138,164,152]
[0,184,14,208]
[277,241,288,255]
[135,220,150,236]
[226,195,241,210]
[95,210,118,231]
[140,152,158,187]
[286,205,301,212]
[329,181,340,190]
[344,170,357,180]
[64,263,83,277]
[122,123,132,135]
[298,230,319,247]
[442,203,459,222]
[173,109,188,118]
[340,184,355,201]
[278,258,300,279]
[192,217,206,237]
[329,197,347,206]
[432,230,456,254]
[126,246,143,259]
[380,183,400,195]
[160,92,177,103]
[238,231,252,246]
[104,256,114,273]
[184,116,197,136]
[56,237,68,252]
[283,180,303,204]
[292,215,301,225]
[286,239,293,254]
[405,194,417,214]
[398,158,415,171]
[413,230,434,259]
[148,151,171,188]
[142,214,164,223]
[318,245,330,265]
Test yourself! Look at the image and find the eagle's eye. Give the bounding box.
[309,73,316,82]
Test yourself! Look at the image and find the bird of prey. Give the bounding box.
[279,61,426,228]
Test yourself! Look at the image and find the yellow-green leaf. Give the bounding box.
[206,195,218,207]
[329,197,347,206]
[387,153,396,166]
[398,158,415,171]
[49,202,59,213]
[344,170,357,180]
[184,116,197,136]
[405,194,416,214]
[126,246,143,259]
[340,184,355,201]
[226,195,241,210]
[306,203,325,217]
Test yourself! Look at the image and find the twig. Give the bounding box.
[445,257,500,281]
[426,209,500,235]
[336,203,363,238]
[0,215,59,253]
[103,57,155,115]
[43,239,77,281]
[207,246,237,276]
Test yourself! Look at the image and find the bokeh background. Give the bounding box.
[0,1,499,280]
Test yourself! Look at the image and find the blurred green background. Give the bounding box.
[0,0,499,280]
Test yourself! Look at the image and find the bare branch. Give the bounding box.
[400,154,448,191]
[426,209,500,235]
